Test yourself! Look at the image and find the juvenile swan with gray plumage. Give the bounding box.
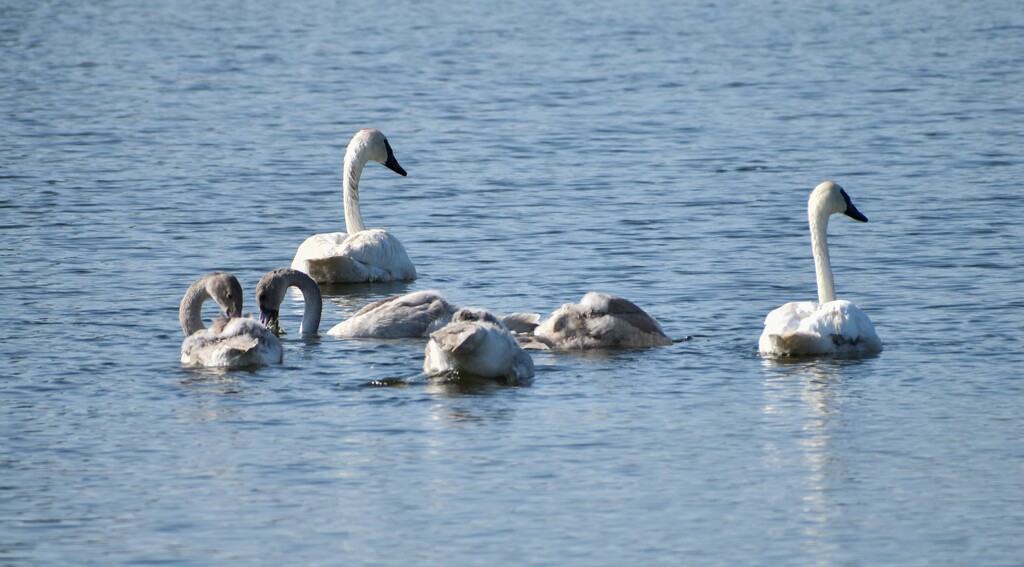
[532,292,672,349]
[424,308,535,384]
[179,272,283,368]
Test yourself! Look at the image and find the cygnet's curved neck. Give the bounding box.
[179,279,212,337]
[289,272,323,334]
[265,269,323,335]
[809,204,835,305]
[343,144,369,234]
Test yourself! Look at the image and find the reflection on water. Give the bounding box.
[424,372,522,396]
[760,358,852,548]
[320,282,418,306]
[428,401,517,426]
[179,367,252,394]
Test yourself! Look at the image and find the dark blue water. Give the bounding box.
[3,0,1023,564]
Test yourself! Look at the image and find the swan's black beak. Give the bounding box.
[383,139,407,176]
[844,202,868,222]
[224,309,242,319]
[840,188,868,222]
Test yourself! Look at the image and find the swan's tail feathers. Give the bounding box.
[299,256,367,284]
[500,312,542,334]
[436,326,486,355]
[766,332,823,356]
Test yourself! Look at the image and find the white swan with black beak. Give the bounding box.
[758,181,882,357]
[291,128,416,283]
[179,272,283,367]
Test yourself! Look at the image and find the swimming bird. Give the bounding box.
[328,289,456,338]
[424,308,535,384]
[758,181,882,357]
[179,272,283,367]
[255,268,323,336]
[532,292,672,349]
[291,128,415,283]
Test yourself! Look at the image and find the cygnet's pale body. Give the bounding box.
[532,292,672,349]
[179,272,283,368]
[424,308,535,384]
[328,290,456,338]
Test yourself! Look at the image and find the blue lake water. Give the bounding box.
[2,0,1023,564]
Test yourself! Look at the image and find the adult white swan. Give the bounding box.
[255,268,323,336]
[758,181,883,357]
[328,289,456,338]
[291,128,416,283]
[424,308,535,384]
[179,272,283,367]
[532,292,672,349]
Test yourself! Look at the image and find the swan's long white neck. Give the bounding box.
[179,280,212,337]
[342,144,369,234]
[809,204,836,305]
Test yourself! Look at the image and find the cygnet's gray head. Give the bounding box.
[208,272,244,319]
[255,268,294,334]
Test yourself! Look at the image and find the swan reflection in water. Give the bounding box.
[759,357,869,537]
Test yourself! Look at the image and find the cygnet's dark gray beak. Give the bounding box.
[259,309,278,328]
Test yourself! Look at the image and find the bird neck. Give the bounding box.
[179,280,212,336]
[286,271,323,334]
[809,208,836,305]
[342,146,368,234]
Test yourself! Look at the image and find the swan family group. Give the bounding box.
[179,128,883,381]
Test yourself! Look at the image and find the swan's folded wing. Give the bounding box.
[341,229,416,281]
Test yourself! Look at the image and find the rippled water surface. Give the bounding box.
[3,0,1023,564]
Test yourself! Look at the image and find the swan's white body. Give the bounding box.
[759,181,883,357]
[255,268,323,336]
[291,129,416,284]
[424,308,535,384]
[533,292,672,349]
[328,290,456,338]
[179,272,283,368]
